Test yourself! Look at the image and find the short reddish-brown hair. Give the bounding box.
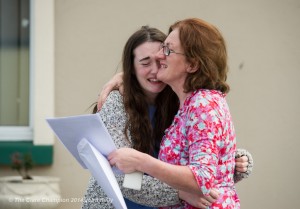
[169,18,230,94]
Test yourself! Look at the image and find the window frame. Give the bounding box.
[0,0,54,145]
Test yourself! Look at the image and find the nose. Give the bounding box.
[155,47,165,60]
[150,61,159,74]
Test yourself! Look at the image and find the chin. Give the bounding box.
[152,88,164,94]
[157,74,166,83]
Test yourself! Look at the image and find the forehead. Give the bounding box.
[165,28,180,47]
[134,41,161,61]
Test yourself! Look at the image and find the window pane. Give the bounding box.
[0,0,30,126]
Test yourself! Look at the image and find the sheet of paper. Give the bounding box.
[46,113,116,168]
[46,113,143,207]
[77,138,127,209]
[123,172,143,190]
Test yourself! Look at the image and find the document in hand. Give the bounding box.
[46,113,127,209]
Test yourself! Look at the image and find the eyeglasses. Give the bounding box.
[160,44,185,56]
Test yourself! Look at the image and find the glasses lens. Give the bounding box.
[163,45,169,56]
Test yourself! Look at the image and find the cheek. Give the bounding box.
[135,66,150,77]
[135,67,149,84]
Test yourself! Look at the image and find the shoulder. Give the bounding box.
[100,90,124,112]
[104,90,123,105]
[194,89,223,100]
[185,90,228,121]
[98,91,131,148]
[188,89,225,109]
[99,90,126,127]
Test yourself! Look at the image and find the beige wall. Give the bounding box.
[2,0,299,208]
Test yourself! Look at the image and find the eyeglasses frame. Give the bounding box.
[160,44,185,56]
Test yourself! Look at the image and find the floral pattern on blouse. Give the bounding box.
[158,89,240,209]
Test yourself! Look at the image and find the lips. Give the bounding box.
[158,62,168,69]
[148,78,161,83]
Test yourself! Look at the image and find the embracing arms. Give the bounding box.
[97,73,254,177]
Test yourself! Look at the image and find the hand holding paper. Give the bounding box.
[46,114,143,209]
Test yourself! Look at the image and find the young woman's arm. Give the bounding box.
[82,91,180,208]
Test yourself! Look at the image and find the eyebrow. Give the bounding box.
[165,42,173,47]
[139,56,150,62]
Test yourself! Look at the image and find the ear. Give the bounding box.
[186,61,199,73]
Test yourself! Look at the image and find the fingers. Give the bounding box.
[236,161,248,168]
[179,188,219,209]
[199,188,219,208]
[203,195,215,204]
[97,81,120,110]
[235,155,248,172]
[236,164,248,172]
[97,72,124,111]
[209,188,220,200]
[119,85,124,95]
[204,188,219,205]
[108,154,123,172]
[236,162,248,173]
[198,196,214,208]
[198,201,211,209]
[107,151,117,165]
[236,155,248,162]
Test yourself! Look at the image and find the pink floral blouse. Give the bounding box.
[158,89,240,209]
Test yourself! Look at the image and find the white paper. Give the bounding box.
[77,138,127,209]
[123,172,143,190]
[46,113,116,168]
[46,114,127,209]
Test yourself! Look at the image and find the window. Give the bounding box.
[0,0,32,140]
[0,0,54,165]
[0,0,54,144]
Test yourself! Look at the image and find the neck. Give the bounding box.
[169,85,191,108]
[144,92,157,105]
[178,92,192,108]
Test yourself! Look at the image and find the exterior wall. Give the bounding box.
[1,0,299,208]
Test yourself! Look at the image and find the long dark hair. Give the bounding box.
[122,26,178,154]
